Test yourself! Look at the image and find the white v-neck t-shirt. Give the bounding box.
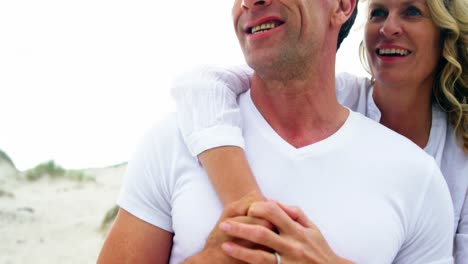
[119,90,454,263]
[171,66,468,262]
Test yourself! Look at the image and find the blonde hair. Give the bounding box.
[359,0,468,152]
[428,0,468,152]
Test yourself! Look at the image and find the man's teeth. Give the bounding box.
[378,48,409,56]
[251,22,277,34]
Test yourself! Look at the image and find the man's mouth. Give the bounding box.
[247,20,284,35]
[376,48,411,57]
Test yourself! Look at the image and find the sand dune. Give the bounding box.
[0,159,125,264]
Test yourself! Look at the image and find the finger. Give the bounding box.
[226,216,276,253]
[220,220,284,251]
[275,202,316,229]
[266,200,306,226]
[222,241,277,264]
[223,199,250,218]
[224,191,267,218]
[247,201,299,234]
[270,200,299,220]
[231,215,275,232]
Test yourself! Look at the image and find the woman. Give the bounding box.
[171,0,467,261]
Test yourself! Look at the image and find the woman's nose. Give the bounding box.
[380,15,403,38]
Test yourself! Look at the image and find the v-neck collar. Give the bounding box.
[240,90,358,160]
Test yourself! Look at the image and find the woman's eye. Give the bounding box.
[369,8,387,19]
[404,6,422,16]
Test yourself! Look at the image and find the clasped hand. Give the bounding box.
[186,192,351,264]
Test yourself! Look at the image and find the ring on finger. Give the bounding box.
[274,252,281,264]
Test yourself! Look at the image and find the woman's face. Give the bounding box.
[364,0,441,87]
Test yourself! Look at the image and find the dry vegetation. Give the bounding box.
[0,149,126,263]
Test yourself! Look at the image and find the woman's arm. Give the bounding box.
[171,64,253,156]
[171,65,264,206]
[198,146,264,205]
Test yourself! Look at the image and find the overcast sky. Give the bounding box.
[0,1,368,171]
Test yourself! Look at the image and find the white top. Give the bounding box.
[170,65,468,263]
[118,91,454,263]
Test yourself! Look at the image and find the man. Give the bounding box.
[98,0,454,263]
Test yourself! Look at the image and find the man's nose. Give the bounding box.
[241,0,272,10]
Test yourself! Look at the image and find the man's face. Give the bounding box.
[232,0,333,77]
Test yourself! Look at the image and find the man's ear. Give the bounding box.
[331,0,357,27]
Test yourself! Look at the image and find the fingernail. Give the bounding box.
[219,222,231,231]
[221,242,233,252]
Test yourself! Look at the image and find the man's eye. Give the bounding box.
[404,6,422,16]
[369,9,387,19]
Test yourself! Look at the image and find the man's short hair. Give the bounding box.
[337,5,358,50]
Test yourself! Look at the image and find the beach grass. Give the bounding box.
[100,205,119,232]
[24,160,95,182]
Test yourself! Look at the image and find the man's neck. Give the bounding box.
[250,71,349,148]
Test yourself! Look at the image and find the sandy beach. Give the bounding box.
[0,159,125,264]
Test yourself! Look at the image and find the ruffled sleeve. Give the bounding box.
[170,65,253,156]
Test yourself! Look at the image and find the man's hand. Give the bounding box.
[219,201,354,264]
[186,215,274,264]
[184,191,271,264]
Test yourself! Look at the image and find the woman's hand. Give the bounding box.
[219,201,353,264]
[184,192,272,264]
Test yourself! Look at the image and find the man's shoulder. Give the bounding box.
[350,110,414,144]
[349,110,435,164]
[350,111,450,219]
[123,113,194,189]
[136,113,189,158]
[144,113,180,141]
